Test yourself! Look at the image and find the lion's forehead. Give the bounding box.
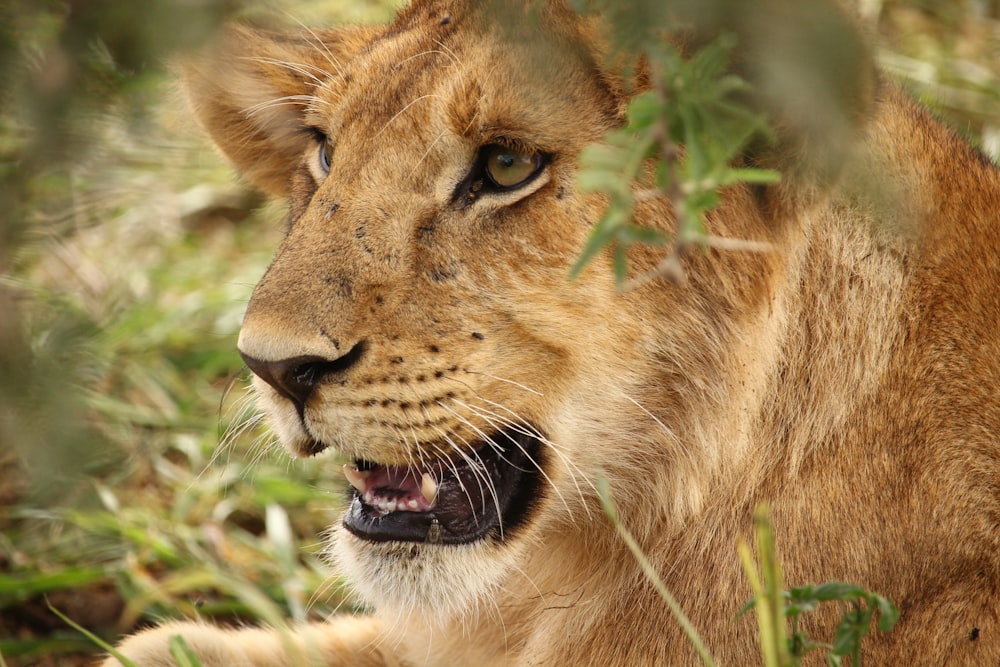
[311,12,611,178]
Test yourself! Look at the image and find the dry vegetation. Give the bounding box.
[0,1,996,664]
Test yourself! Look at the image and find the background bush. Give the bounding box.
[0,0,997,664]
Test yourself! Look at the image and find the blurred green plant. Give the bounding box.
[570,35,779,287]
[48,604,141,667]
[565,0,877,287]
[0,0,395,664]
[168,636,204,667]
[599,482,899,667]
[568,0,999,287]
[738,507,899,667]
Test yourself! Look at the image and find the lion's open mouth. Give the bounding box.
[340,428,544,545]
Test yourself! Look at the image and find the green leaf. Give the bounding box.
[612,245,629,285]
[0,635,95,658]
[831,606,871,656]
[627,92,663,130]
[784,599,818,616]
[0,567,107,603]
[617,224,668,246]
[812,582,867,601]
[569,209,627,279]
[736,597,757,618]
[875,595,901,632]
[722,168,782,186]
[577,169,620,194]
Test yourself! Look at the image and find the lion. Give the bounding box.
[103,0,1000,664]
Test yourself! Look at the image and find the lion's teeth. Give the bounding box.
[343,465,369,493]
[421,473,438,504]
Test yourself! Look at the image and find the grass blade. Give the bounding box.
[47,600,141,667]
[597,476,717,667]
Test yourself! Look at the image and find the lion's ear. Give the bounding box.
[181,24,377,197]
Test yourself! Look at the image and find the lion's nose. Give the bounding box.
[240,342,366,408]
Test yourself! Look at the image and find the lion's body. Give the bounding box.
[106,1,1000,665]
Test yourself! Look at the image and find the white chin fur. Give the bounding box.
[327,523,516,620]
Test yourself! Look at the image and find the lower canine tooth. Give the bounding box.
[421,473,438,504]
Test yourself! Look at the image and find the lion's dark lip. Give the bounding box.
[341,428,545,545]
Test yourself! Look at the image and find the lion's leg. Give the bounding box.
[100,615,397,667]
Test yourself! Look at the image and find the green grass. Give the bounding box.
[0,1,996,665]
[1,1,400,664]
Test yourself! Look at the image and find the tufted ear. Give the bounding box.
[180,23,378,196]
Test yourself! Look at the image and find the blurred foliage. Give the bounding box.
[877,0,1000,154]
[737,507,899,667]
[0,0,397,664]
[0,0,996,665]
[570,34,780,286]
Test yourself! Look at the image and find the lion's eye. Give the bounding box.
[482,145,543,190]
[318,136,332,175]
[451,142,548,208]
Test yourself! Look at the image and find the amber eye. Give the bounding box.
[483,145,543,190]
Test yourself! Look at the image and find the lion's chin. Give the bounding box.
[328,520,524,618]
[324,428,547,616]
[339,428,545,545]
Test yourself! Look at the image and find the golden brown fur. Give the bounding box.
[105,1,1000,664]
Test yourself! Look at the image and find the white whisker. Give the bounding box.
[374,94,440,138]
[243,95,328,119]
[465,394,595,517]
[407,129,449,178]
[283,13,348,80]
[398,50,455,68]
[432,39,465,71]
[431,404,509,536]
[622,394,692,468]
[427,419,501,531]
[239,55,328,86]
[452,398,576,519]
[464,369,543,396]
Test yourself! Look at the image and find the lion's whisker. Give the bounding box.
[427,420,502,528]
[374,94,441,139]
[463,395,595,516]
[284,13,348,80]
[433,405,524,537]
[621,393,694,469]
[407,129,449,178]
[453,399,577,519]
[239,55,329,86]
[432,39,464,70]
[464,369,543,396]
[398,50,455,69]
[244,95,329,118]
[426,424,482,509]
[463,403,589,517]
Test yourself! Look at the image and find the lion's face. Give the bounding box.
[187,0,776,618]
[215,3,652,615]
